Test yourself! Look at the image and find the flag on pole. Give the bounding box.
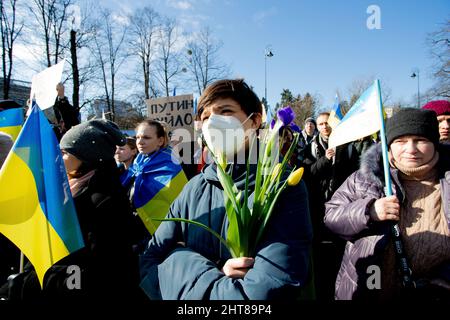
[0,103,84,287]
[173,87,177,96]
[0,107,24,141]
[328,94,344,129]
[328,82,383,149]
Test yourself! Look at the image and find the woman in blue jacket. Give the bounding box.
[139,79,313,300]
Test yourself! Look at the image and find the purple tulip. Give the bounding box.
[277,106,295,126]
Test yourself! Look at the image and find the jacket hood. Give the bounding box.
[359,142,450,186]
[360,143,384,187]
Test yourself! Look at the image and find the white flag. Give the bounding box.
[328,81,383,149]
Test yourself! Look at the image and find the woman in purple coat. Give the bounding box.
[324,108,450,301]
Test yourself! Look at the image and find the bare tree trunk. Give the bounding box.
[1,0,22,99]
[30,0,70,67]
[92,9,127,122]
[129,6,159,100]
[164,58,169,97]
[111,72,115,121]
[70,29,79,110]
[186,27,229,96]
[1,0,8,99]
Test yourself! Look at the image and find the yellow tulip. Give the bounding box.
[287,167,304,186]
[271,163,282,181]
[217,150,227,171]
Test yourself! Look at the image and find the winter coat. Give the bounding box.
[302,135,370,242]
[139,163,313,300]
[324,143,450,300]
[3,163,140,301]
[53,96,80,131]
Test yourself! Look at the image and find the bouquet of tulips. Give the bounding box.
[159,106,304,258]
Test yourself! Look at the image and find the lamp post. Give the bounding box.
[411,70,420,108]
[264,46,274,104]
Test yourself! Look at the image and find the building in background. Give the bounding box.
[91,99,144,129]
[0,78,31,107]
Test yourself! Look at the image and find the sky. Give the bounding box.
[12,0,449,111]
[99,0,448,109]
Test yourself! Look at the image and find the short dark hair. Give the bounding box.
[125,137,137,150]
[197,79,262,120]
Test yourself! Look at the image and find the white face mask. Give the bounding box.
[202,113,253,158]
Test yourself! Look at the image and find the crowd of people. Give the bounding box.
[0,79,449,302]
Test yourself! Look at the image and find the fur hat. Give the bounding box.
[386,108,439,146]
[421,100,450,116]
[60,119,126,166]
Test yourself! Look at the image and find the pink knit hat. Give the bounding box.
[421,100,450,116]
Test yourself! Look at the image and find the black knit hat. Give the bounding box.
[386,108,439,146]
[60,119,126,166]
[304,117,316,126]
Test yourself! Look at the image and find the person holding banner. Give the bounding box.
[53,82,80,135]
[301,111,369,301]
[325,108,450,301]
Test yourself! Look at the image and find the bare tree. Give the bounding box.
[1,0,23,99]
[155,18,184,97]
[91,9,128,121]
[278,89,319,126]
[29,0,73,67]
[129,6,160,100]
[345,76,392,109]
[426,19,450,99]
[66,1,98,111]
[185,27,230,95]
[290,93,319,126]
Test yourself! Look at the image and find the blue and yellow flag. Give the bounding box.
[328,82,382,148]
[124,148,187,235]
[0,103,84,286]
[0,107,24,141]
[328,94,344,129]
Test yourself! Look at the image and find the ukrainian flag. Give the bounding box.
[125,148,187,235]
[328,94,344,129]
[328,81,382,149]
[0,103,84,287]
[0,107,24,141]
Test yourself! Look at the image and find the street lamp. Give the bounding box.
[411,70,420,108]
[264,46,274,104]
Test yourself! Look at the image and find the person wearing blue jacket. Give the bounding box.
[139,79,313,300]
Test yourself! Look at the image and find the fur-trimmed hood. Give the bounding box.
[359,143,384,188]
[358,142,450,189]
